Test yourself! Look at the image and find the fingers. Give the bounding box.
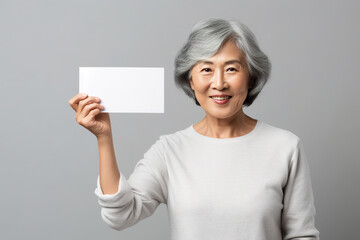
[77,96,101,116]
[68,93,88,111]
[69,93,104,124]
[82,108,102,125]
[79,102,104,120]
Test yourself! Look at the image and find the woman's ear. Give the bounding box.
[190,78,194,90]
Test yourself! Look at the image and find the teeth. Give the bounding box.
[212,96,230,100]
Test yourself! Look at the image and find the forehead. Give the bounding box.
[198,40,245,64]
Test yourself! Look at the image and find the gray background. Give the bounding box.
[1,0,359,239]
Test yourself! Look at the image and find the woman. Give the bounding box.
[69,18,320,240]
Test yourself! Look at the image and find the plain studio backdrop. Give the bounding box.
[1,0,359,239]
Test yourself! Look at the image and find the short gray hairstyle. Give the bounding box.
[174,18,271,107]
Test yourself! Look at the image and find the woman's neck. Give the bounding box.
[193,113,257,139]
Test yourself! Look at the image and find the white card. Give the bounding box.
[79,67,164,113]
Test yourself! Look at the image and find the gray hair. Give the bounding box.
[174,18,271,107]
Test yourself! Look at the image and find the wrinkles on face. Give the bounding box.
[190,40,251,120]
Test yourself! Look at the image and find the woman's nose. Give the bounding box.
[212,71,228,90]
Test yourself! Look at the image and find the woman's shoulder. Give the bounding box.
[149,124,206,153]
[156,124,193,144]
[260,121,302,147]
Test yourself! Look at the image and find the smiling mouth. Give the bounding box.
[209,96,232,100]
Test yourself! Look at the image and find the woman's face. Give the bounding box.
[190,40,251,120]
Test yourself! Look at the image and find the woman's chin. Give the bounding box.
[205,110,238,120]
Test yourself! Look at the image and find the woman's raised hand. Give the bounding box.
[69,93,112,138]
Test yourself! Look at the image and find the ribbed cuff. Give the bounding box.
[94,171,134,207]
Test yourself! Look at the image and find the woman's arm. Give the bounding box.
[281,138,320,240]
[97,133,120,195]
[94,136,168,231]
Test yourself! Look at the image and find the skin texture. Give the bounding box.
[190,39,258,139]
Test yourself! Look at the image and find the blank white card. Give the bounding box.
[79,67,164,113]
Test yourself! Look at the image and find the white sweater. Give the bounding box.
[94,120,320,240]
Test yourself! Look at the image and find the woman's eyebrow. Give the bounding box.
[199,60,242,65]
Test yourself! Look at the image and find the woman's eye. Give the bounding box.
[202,68,211,72]
[227,67,237,72]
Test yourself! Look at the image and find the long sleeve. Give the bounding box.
[281,138,320,240]
[94,137,168,231]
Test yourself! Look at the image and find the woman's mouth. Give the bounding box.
[210,96,232,105]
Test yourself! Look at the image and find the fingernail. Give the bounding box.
[81,93,87,97]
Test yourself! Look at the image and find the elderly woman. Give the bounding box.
[69,18,319,239]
